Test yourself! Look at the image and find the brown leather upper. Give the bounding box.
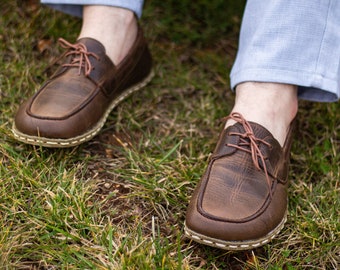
[14,27,152,139]
[186,113,295,241]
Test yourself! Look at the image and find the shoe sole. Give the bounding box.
[12,70,154,148]
[184,211,287,250]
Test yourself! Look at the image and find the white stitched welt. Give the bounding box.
[215,243,227,248]
[14,128,99,146]
[202,239,213,244]
[186,230,257,249]
[184,221,284,250]
[184,209,288,250]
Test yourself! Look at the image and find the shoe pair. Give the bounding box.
[12,27,295,250]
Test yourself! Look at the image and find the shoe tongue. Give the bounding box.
[238,121,280,147]
[213,121,280,157]
[76,38,106,55]
[247,121,273,139]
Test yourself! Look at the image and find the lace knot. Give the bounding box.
[58,38,100,76]
[225,112,273,196]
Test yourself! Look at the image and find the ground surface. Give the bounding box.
[0,0,339,269]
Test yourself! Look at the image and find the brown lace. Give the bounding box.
[58,38,99,76]
[225,112,273,196]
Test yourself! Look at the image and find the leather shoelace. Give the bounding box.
[58,38,100,76]
[225,112,273,196]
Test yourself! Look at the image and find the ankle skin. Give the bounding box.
[79,6,138,64]
[228,82,298,146]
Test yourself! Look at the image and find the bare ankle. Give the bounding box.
[79,6,138,64]
[227,82,298,146]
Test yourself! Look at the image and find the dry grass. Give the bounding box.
[0,0,339,269]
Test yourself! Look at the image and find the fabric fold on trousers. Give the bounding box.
[230,0,340,102]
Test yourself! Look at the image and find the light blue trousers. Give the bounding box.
[41,0,340,102]
[41,0,144,18]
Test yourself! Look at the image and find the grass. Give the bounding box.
[0,0,339,269]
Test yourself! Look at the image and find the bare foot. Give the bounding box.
[78,6,138,65]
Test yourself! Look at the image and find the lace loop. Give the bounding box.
[58,38,99,76]
[225,112,273,196]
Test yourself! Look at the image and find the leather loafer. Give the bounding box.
[185,112,295,250]
[13,26,153,147]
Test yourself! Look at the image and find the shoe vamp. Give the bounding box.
[201,153,271,221]
[30,72,97,119]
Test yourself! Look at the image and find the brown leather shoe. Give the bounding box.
[12,27,153,147]
[185,112,295,250]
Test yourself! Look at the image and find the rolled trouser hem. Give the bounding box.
[230,68,339,102]
[41,0,144,18]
